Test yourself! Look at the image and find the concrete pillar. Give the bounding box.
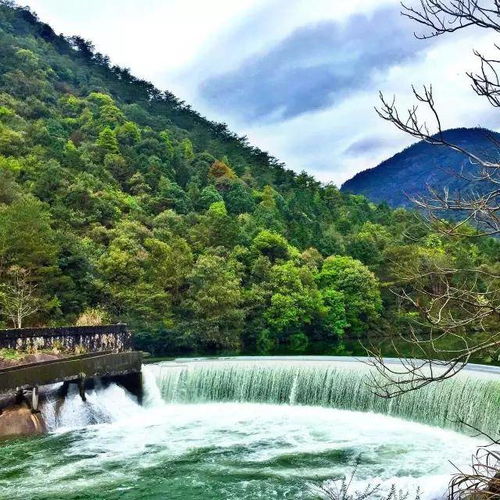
[59,381,70,398]
[15,388,24,405]
[77,377,86,402]
[31,386,39,413]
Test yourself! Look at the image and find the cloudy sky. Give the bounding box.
[24,0,498,185]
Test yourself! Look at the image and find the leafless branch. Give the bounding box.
[0,266,39,328]
[449,420,500,498]
[369,2,500,496]
[401,0,500,39]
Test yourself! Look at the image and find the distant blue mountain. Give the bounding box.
[341,128,499,208]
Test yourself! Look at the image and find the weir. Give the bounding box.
[146,357,500,436]
[0,351,142,395]
[9,356,495,499]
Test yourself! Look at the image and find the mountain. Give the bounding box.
[341,128,500,208]
[0,2,497,356]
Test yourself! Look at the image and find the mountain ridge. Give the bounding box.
[341,127,500,207]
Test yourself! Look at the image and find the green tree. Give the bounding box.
[252,230,291,262]
[144,236,193,296]
[317,256,382,334]
[262,261,323,345]
[198,184,223,210]
[0,196,58,274]
[223,181,255,215]
[116,121,141,145]
[181,254,243,351]
[347,222,391,268]
[96,127,119,154]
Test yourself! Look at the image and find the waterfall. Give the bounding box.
[38,357,499,436]
[16,357,495,500]
[145,358,500,435]
[42,381,143,431]
[142,360,165,408]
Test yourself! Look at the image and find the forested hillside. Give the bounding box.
[0,2,497,356]
[341,128,500,207]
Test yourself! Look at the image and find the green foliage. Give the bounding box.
[264,261,320,338]
[255,329,275,354]
[180,254,243,351]
[320,289,348,337]
[252,230,291,262]
[318,256,382,334]
[207,200,227,217]
[116,121,141,145]
[0,196,57,272]
[289,332,309,352]
[97,127,119,154]
[198,185,222,210]
[0,348,23,361]
[223,181,255,215]
[0,2,495,356]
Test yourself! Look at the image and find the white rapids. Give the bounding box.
[0,357,496,500]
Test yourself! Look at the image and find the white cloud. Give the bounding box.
[24,0,261,79]
[22,0,499,186]
[239,28,496,186]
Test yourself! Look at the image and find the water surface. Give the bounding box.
[1,358,496,499]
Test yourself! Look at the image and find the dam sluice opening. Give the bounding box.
[0,357,498,499]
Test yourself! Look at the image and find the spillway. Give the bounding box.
[0,356,497,499]
[147,357,500,436]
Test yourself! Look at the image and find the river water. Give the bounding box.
[0,357,498,499]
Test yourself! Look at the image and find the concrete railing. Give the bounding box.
[0,324,131,352]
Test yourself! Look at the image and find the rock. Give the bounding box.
[0,404,46,439]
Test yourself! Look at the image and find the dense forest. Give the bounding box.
[0,1,498,357]
[342,127,500,208]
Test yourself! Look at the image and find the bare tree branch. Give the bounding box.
[401,0,500,39]
[368,2,500,497]
[0,266,40,328]
[449,420,500,498]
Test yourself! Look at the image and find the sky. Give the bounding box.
[23,0,498,185]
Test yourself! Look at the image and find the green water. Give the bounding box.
[0,402,481,499]
[0,358,497,500]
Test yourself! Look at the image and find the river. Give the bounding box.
[0,357,498,499]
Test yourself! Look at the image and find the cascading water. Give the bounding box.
[146,357,500,435]
[42,381,144,432]
[0,357,497,500]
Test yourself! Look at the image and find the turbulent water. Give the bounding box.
[150,357,500,435]
[0,357,498,500]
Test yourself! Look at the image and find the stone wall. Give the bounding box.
[0,324,131,352]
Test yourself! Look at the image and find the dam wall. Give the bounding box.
[0,323,142,440]
[147,358,500,436]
